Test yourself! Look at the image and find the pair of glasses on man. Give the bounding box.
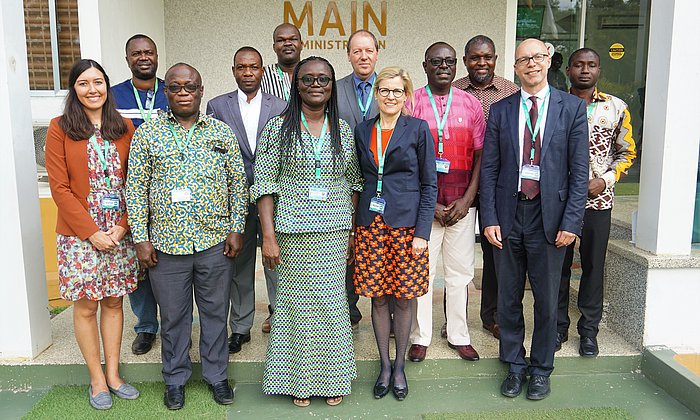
[427,57,458,67]
[514,53,549,67]
[299,75,332,87]
[377,88,405,98]
[165,84,200,93]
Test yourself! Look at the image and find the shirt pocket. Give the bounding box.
[198,149,229,216]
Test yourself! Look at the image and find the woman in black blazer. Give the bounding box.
[353,66,437,401]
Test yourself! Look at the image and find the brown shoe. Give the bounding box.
[448,343,480,361]
[483,323,500,339]
[440,322,447,339]
[408,344,427,362]
[262,315,271,334]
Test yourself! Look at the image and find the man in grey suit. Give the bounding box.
[336,30,380,328]
[206,46,287,353]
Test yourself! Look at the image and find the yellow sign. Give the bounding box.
[609,43,625,60]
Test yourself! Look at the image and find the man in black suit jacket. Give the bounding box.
[206,47,287,352]
[336,30,380,328]
[480,38,588,400]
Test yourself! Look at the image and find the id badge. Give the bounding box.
[171,187,192,203]
[521,164,540,181]
[101,193,120,210]
[369,196,386,214]
[308,186,329,201]
[436,158,451,174]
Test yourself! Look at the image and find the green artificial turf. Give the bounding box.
[613,183,639,196]
[423,407,633,420]
[23,381,226,420]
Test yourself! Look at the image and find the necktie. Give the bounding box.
[521,96,541,199]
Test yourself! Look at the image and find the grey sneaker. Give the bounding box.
[109,383,140,400]
[88,385,113,410]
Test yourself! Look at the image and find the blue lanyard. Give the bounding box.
[357,78,375,118]
[301,112,329,180]
[89,134,111,189]
[520,88,550,163]
[375,120,395,196]
[425,85,453,157]
[130,79,158,122]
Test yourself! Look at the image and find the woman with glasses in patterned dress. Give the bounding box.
[45,59,140,410]
[251,56,362,407]
[353,66,438,401]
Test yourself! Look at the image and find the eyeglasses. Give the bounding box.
[514,53,549,67]
[427,57,458,67]
[377,88,405,98]
[165,83,200,93]
[299,75,332,87]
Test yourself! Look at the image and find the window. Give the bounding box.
[24,0,81,92]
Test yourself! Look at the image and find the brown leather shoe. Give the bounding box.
[408,344,427,362]
[448,343,480,361]
[483,323,500,339]
[261,315,271,334]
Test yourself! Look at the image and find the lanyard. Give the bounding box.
[130,79,158,122]
[375,120,395,196]
[520,88,549,163]
[357,78,375,118]
[89,134,111,189]
[168,120,197,157]
[276,65,291,102]
[425,85,453,157]
[301,112,328,180]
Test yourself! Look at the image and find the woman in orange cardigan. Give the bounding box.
[45,59,140,410]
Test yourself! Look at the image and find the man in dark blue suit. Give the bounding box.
[206,47,287,352]
[480,38,588,400]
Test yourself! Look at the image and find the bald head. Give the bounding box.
[515,38,547,58]
[164,63,203,121]
[273,23,301,40]
[514,38,551,94]
[165,63,202,85]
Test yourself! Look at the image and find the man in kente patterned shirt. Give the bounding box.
[557,48,636,357]
[126,63,248,410]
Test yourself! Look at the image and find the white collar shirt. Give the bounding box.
[237,89,263,153]
[517,84,551,190]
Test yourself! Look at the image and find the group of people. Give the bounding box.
[45,21,635,411]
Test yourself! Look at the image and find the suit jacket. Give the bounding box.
[45,116,135,240]
[206,90,287,186]
[479,87,589,243]
[337,73,379,130]
[355,114,438,240]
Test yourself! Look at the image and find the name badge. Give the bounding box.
[369,196,386,214]
[171,187,192,203]
[521,164,540,181]
[308,186,329,201]
[101,194,120,210]
[436,158,451,174]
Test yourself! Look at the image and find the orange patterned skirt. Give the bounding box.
[353,214,429,299]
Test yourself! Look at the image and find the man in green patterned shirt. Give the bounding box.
[126,63,248,410]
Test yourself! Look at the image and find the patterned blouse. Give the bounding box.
[583,89,636,210]
[250,116,363,233]
[126,111,248,255]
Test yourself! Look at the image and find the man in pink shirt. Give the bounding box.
[407,42,485,362]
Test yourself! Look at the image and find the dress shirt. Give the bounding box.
[518,85,551,191]
[237,89,263,153]
[453,74,519,121]
[126,111,248,255]
[580,88,636,210]
[353,73,376,113]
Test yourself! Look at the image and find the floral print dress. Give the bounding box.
[57,128,139,301]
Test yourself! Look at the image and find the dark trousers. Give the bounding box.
[478,205,499,326]
[346,262,362,324]
[558,208,611,338]
[494,197,566,377]
[149,242,232,386]
[230,211,278,334]
[128,270,159,334]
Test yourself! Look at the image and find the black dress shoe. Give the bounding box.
[500,372,526,398]
[228,333,251,354]
[526,375,551,400]
[373,377,392,399]
[164,385,185,410]
[579,336,599,357]
[132,332,156,355]
[392,382,408,401]
[209,380,234,405]
[555,332,568,352]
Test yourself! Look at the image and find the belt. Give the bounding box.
[518,191,540,201]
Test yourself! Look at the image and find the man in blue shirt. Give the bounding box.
[111,34,168,355]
